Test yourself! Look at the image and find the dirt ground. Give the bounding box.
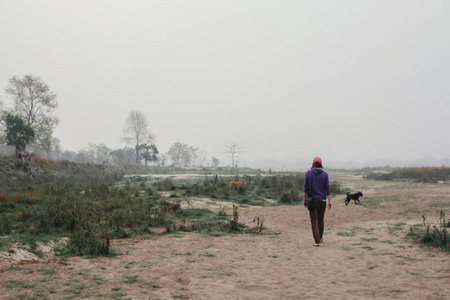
[1,175,449,299]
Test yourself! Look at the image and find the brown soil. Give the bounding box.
[1,176,449,299]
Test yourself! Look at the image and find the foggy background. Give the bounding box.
[1,0,449,168]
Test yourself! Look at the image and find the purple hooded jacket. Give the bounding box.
[304,168,331,201]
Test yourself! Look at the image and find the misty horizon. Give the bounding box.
[1,1,449,167]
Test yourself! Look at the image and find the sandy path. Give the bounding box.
[1,180,449,299]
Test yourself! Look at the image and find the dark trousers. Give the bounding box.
[309,199,327,243]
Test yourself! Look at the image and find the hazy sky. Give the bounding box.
[1,0,449,166]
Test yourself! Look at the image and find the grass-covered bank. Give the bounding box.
[0,156,344,258]
[365,166,450,183]
[1,162,449,300]
[0,155,123,195]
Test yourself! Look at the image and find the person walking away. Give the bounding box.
[303,157,332,247]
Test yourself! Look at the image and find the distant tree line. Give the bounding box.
[11,142,217,167]
[365,167,450,183]
[0,74,224,168]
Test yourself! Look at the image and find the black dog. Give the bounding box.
[345,191,363,206]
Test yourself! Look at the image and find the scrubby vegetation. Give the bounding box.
[0,155,123,194]
[408,212,449,252]
[0,156,344,257]
[365,167,450,183]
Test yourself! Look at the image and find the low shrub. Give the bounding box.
[280,189,300,204]
[408,211,449,252]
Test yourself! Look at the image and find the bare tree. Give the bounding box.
[211,156,220,167]
[51,137,62,160]
[224,142,244,168]
[39,136,61,160]
[121,110,154,164]
[196,150,208,167]
[0,98,5,151]
[186,146,198,167]
[167,142,193,167]
[157,153,169,166]
[166,142,201,167]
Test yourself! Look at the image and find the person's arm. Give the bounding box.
[303,172,310,208]
[327,194,332,210]
[326,174,332,210]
